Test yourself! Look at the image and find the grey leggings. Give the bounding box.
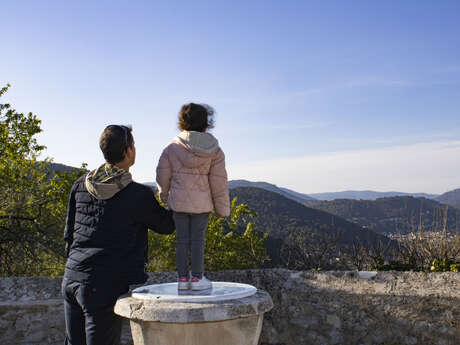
[173,212,210,279]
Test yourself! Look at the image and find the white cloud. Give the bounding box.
[287,75,460,102]
[227,120,335,133]
[227,140,460,195]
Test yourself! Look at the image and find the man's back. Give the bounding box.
[64,174,174,286]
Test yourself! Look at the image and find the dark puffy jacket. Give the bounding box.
[63,175,174,286]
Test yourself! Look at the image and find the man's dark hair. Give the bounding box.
[99,125,134,164]
[178,103,215,132]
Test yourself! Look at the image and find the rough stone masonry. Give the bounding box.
[0,269,459,345]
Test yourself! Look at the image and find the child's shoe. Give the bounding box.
[190,276,212,290]
[178,277,190,290]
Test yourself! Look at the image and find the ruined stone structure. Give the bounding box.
[1,270,459,345]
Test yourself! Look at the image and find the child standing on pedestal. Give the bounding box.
[156,103,230,290]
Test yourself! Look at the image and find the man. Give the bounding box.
[62,125,174,345]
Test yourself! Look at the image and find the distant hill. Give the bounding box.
[230,187,392,266]
[48,162,84,174]
[309,196,459,235]
[228,180,440,203]
[309,190,439,201]
[228,180,316,206]
[436,188,460,210]
[279,187,317,202]
[143,182,158,192]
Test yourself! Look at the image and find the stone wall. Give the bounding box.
[0,270,459,345]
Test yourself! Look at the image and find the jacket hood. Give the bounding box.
[175,131,219,156]
[85,163,132,200]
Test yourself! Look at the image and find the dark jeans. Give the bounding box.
[173,212,210,279]
[62,278,129,345]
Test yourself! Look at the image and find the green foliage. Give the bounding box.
[0,84,86,276]
[146,232,176,272]
[374,260,420,272]
[147,197,268,272]
[450,263,460,272]
[346,232,460,272]
[430,259,460,273]
[205,198,268,270]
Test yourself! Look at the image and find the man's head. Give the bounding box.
[99,125,136,168]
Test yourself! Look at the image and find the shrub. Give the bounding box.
[147,197,268,272]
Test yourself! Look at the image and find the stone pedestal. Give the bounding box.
[115,282,273,345]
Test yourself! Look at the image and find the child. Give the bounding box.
[156,103,230,290]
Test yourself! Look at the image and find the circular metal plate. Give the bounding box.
[132,281,257,302]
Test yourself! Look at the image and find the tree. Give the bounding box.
[0,84,85,276]
[147,197,268,272]
[344,238,370,271]
[205,199,269,270]
[280,228,340,270]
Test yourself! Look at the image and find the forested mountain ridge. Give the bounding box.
[230,187,394,267]
[309,190,439,201]
[436,188,460,210]
[48,163,85,175]
[309,196,459,234]
[228,180,440,202]
[229,187,391,243]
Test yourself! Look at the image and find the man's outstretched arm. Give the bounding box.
[138,188,175,234]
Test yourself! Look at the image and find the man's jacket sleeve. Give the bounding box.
[64,183,77,258]
[139,189,175,235]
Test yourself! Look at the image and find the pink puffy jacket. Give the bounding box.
[156,131,230,217]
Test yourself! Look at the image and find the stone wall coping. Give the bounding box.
[0,299,63,308]
[1,270,459,302]
[114,290,273,323]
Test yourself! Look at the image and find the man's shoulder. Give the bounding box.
[124,182,158,209]
[73,174,87,190]
[127,182,155,196]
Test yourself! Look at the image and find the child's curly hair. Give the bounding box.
[178,103,215,132]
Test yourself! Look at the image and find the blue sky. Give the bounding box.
[1,1,460,194]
